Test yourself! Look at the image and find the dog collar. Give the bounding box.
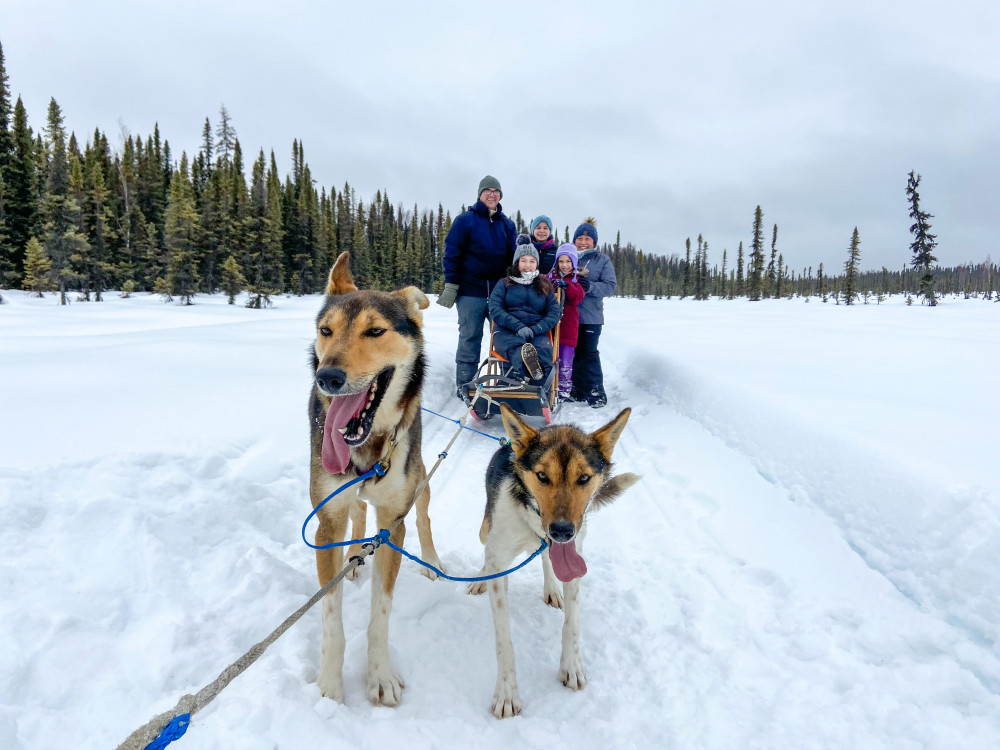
[357,430,399,481]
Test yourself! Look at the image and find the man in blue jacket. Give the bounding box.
[437,175,516,395]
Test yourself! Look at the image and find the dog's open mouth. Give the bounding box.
[548,539,588,582]
[321,367,395,474]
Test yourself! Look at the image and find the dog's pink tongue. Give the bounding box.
[321,390,369,474]
[549,540,587,582]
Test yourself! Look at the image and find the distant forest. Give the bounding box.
[1,39,996,307]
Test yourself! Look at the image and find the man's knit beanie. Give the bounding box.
[477,175,502,199]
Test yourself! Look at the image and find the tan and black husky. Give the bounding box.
[472,404,640,718]
[308,252,444,706]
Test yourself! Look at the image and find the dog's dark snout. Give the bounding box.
[548,521,575,543]
[316,367,347,393]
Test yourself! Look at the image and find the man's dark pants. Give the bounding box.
[455,295,490,388]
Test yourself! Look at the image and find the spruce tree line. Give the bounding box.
[0,38,994,306]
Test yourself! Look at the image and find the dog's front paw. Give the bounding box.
[491,679,522,719]
[317,673,345,703]
[466,566,488,595]
[419,556,444,581]
[558,658,587,691]
[542,586,563,609]
[367,666,404,706]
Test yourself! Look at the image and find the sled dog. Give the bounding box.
[308,252,444,706]
[472,404,640,718]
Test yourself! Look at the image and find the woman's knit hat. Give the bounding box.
[554,243,579,271]
[530,215,553,236]
[572,217,598,246]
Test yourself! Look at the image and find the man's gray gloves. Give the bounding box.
[517,326,534,341]
[436,283,459,308]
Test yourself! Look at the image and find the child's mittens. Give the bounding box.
[577,276,591,292]
[517,326,534,341]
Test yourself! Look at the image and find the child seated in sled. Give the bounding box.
[546,243,587,400]
[488,236,561,383]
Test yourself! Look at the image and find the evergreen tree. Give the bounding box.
[3,97,36,283]
[215,105,236,167]
[162,153,200,304]
[682,237,692,298]
[289,163,316,293]
[403,207,423,287]
[33,132,46,191]
[747,206,765,301]
[0,40,11,281]
[765,223,778,297]
[696,236,710,300]
[200,117,213,176]
[21,236,51,295]
[906,170,938,305]
[316,186,336,283]
[81,145,114,300]
[220,254,246,303]
[736,241,745,297]
[135,214,162,291]
[419,210,432,290]
[0,168,10,286]
[227,138,249,274]
[244,150,283,308]
[136,132,166,236]
[351,200,370,286]
[198,166,227,291]
[41,98,89,304]
[0,40,12,172]
[110,128,140,286]
[843,228,860,304]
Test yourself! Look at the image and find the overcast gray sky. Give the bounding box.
[5,0,998,272]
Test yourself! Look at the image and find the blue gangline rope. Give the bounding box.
[382,531,548,582]
[304,404,509,551]
[300,407,547,583]
[301,465,383,550]
[143,714,190,750]
[420,406,508,445]
[303,485,548,583]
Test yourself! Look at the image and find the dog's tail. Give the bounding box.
[479,516,491,545]
[590,472,642,510]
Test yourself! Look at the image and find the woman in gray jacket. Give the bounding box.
[569,219,616,407]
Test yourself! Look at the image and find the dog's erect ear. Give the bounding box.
[392,286,430,313]
[590,472,641,510]
[326,252,358,296]
[590,407,631,459]
[499,404,537,457]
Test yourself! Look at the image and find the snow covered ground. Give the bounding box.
[1,288,998,749]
